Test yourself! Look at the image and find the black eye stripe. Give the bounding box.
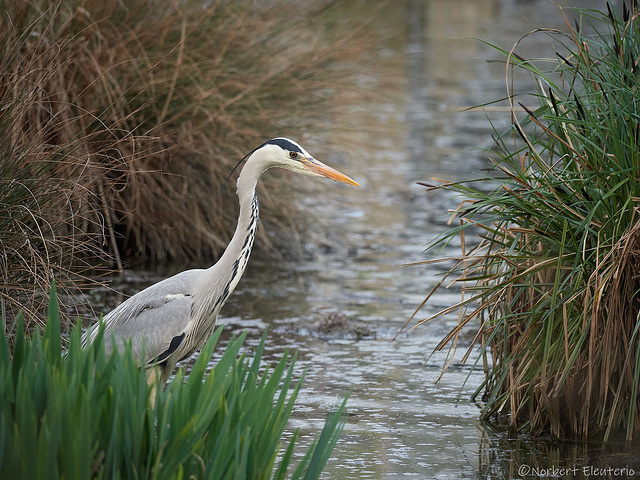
[264,138,304,154]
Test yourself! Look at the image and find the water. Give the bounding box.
[96,1,640,478]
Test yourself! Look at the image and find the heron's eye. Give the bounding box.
[289,151,298,158]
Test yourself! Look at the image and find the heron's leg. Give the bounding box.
[147,365,161,409]
[147,360,177,408]
[159,358,177,386]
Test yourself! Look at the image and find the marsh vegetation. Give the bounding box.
[411,2,640,442]
[0,285,346,479]
[0,0,365,330]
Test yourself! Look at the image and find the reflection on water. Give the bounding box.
[96,0,640,478]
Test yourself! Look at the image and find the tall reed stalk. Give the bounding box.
[409,3,640,441]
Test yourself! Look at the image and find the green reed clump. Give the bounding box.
[0,0,366,331]
[0,284,347,479]
[409,3,640,441]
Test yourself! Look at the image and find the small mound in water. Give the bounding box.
[290,312,376,341]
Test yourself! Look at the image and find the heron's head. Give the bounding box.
[251,137,359,186]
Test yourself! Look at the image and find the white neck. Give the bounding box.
[191,156,268,329]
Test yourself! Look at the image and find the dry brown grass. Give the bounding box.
[0,0,369,330]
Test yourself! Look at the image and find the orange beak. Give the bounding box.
[301,158,359,186]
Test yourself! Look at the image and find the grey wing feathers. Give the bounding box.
[83,269,204,365]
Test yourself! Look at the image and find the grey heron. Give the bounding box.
[83,138,358,388]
